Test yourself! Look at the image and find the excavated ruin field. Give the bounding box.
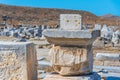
[0,36,120,80]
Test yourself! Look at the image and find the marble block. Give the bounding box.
[0,42,37,80]
[43,29,100,46]
[49,46,93,76]
[43,72,101,80]
[60,14,82,30]
[96,53,120,61]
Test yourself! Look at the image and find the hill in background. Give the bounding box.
[0,4,120,27]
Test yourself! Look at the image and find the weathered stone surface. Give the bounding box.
[94,60,104,66]
[111,32,120,44]
[94,60,120,66]
[96,53,120,61]
[43,30,100,46]
[43,72,101,80]
[93,66,120,73]
[38,61,52,68]
[93,38,105,48]
[0,42,37,80]
[43,14,100,77]
[101,25,113,40]
[43,29,100,39]
[60,14,82,30]
[49,46,93,76]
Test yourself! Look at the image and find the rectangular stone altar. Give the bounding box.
[0,42,37,80]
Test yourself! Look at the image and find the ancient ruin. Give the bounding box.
[43,14,101,80]
[0,42,37,80]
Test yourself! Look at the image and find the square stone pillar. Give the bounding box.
[0,42,37,80]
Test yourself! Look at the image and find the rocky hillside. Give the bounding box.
[100,14,120,21]
[0,4,120,27]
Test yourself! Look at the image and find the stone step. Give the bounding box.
[43,72,101,80]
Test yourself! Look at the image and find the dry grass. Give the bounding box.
[1,4,120,27]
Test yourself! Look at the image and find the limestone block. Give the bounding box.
[49,46,93,76]
[104,61,120,66]
[43,72,101,80]
[96,53,120,61]
[94,66,120,73]
[60,14,82,30]
[43,29,100,46]
[93,39,105,48]
[94,60,104,66]
[0,42,37,80]
[43,30,100,39]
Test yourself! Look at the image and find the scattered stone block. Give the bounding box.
[0,42,37,80]
[96,53,120,61]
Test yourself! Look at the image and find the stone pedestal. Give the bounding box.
[43,72,101,80]
[43,14,100,79]
[43,29,100,75]
[0,42,37,80]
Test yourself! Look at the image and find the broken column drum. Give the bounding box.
[43,14,100,76]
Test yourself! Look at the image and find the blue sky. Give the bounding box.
[0,0,120,16]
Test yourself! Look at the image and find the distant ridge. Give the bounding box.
[101,14,120,20]
[0,4,120,27]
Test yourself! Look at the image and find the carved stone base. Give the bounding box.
[43,72,101,80]
[49,46,93,76]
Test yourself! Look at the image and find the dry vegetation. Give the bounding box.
[0,4,120,27]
